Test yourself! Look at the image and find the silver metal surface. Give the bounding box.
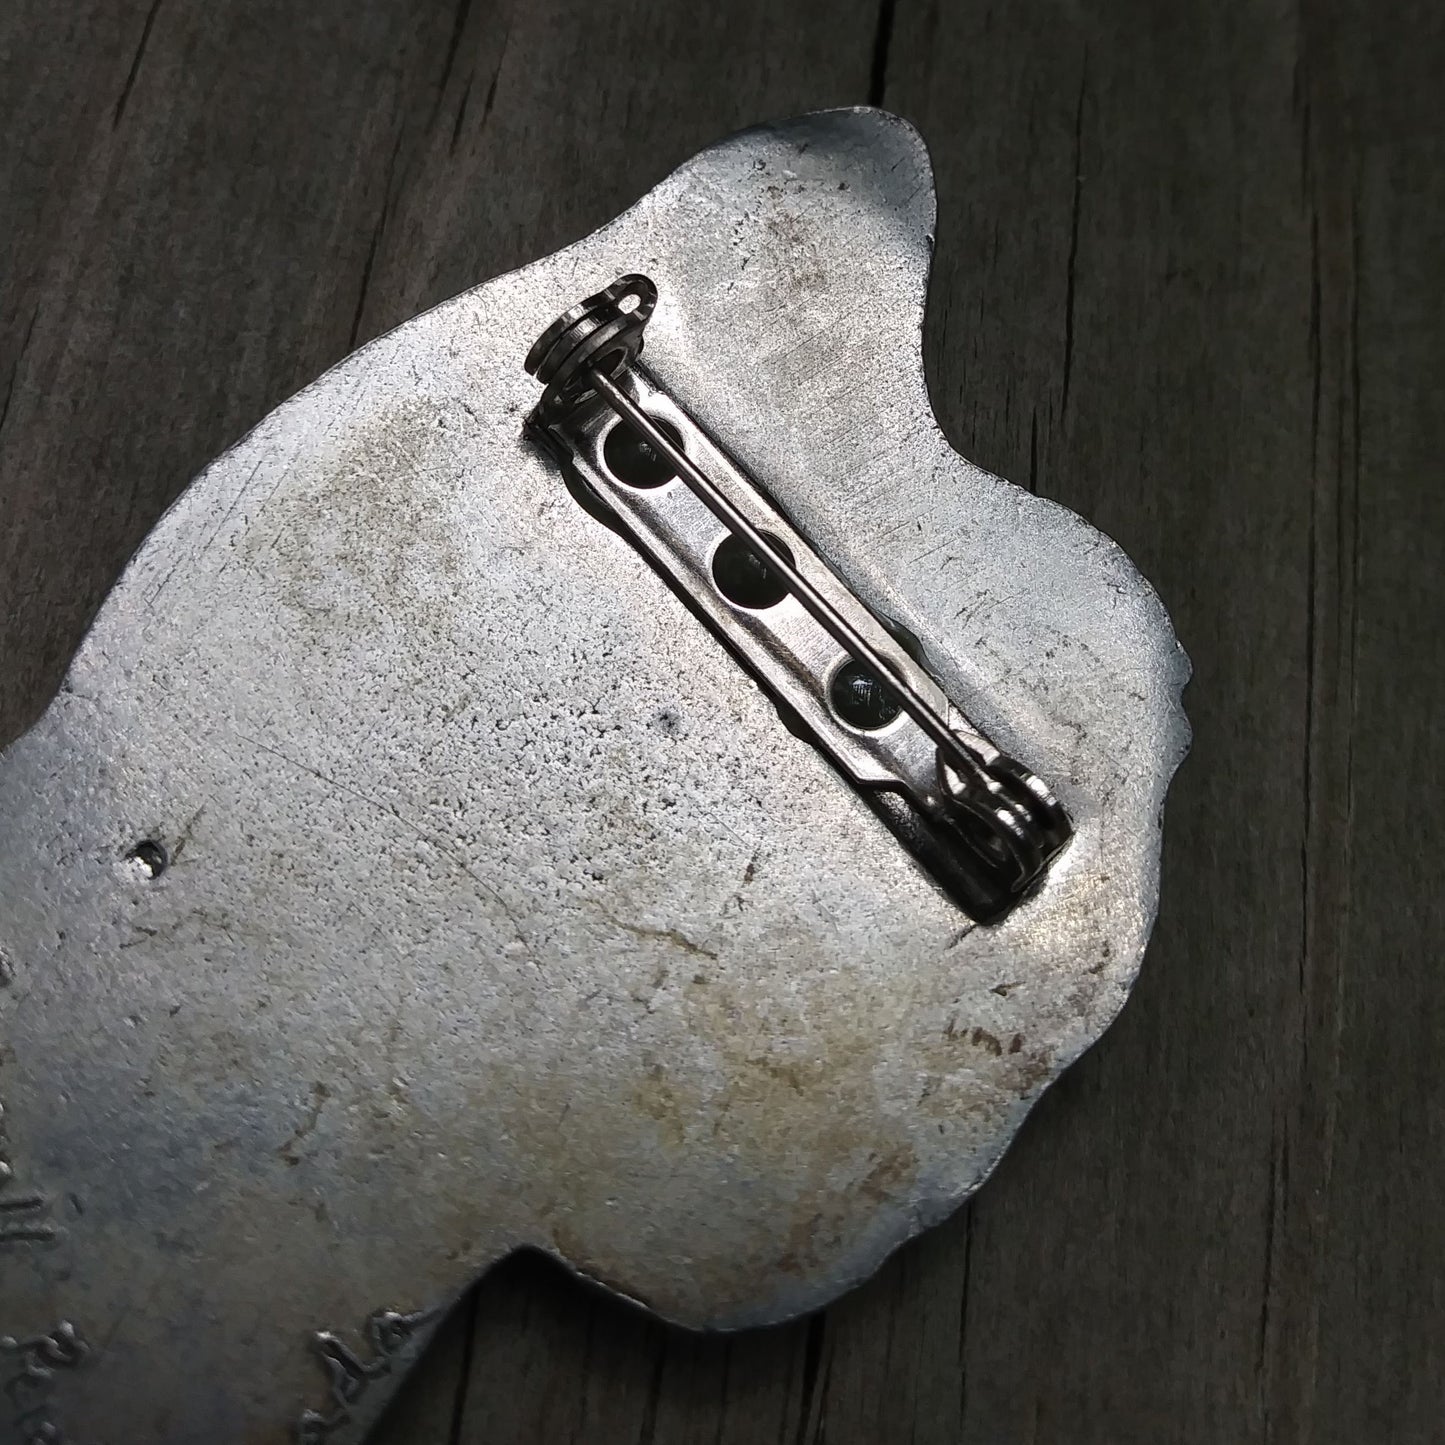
[0,108,1189,1443]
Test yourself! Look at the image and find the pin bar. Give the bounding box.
[587,366,996,794]
[524,274,1071,917]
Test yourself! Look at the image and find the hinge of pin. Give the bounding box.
[523,274,1071,921]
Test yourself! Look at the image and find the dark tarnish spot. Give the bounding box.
[858,1145,918,1205]
[1013,1050,1056,1093]
[762,209,826,294]
[629,1061,694,1148]
[744,1055,806,1094]
[774,1209,826,1276]
[723,853,761,916]
[1009,1034,1024,1054]
[970,1027,1003,1057]
[277,1081,332,1166]
[601,910,718,961]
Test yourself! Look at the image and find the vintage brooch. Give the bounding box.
[0,109,1188,1443]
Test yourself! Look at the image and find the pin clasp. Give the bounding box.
[524,275,1072,920]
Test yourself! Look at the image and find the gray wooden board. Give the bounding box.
[0,1,1440,1442]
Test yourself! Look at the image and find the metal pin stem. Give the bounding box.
[587,366,990,789]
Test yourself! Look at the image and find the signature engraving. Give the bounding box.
[296,1307,436,1443]
[1,1321,92,1445]
[0,1189,57,1248]
[1,954,85,1442]
[0,1102,59,1251]
[0,948,61,1251]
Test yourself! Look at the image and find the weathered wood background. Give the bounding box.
[2,1,1441,1441]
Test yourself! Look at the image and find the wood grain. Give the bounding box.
[1,1,1440,1442]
